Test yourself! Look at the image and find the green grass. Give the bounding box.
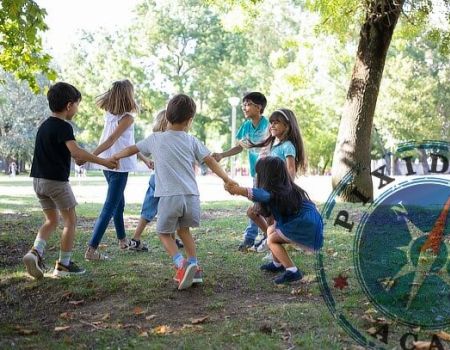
[0,191,356,349]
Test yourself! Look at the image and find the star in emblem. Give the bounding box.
[381,196,450,309]
[334,274,348,290]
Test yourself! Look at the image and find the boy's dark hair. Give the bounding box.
[243,92,267,114]
[166,94,196,124]
[47,82,82,112]
[256,156,310,217]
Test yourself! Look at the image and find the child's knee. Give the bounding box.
[46,218,59,230]
[246,206,258,219]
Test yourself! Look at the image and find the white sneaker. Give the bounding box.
[256,238,268,253]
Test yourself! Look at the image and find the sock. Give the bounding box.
[172,252,184,268]
[286,266,298,273]
[187,257,198,266]
[33,237,47,256]
[59,251,72,266]
[272,260,282,267]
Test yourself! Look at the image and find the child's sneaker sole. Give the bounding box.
[52,269,86,278]
[52,261,86,278]
[178,264,196,290]
[23,252,44,280]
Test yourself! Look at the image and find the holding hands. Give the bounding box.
[102,157,119,169]
[74,158,86,166]
[224,181,241,195]
[211,152,223,162]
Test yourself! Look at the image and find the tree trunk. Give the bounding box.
[418,148,429,174]
[331,0,404,202]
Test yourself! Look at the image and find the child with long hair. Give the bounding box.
[251,108,306,178]
[225,156,323,284]
[84,79,151,260]
[128,110,183,252]
[247,108,306,252]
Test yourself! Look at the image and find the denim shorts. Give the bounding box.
[33,178,77,210]
[156,195,200,234]
[141,174,158,222]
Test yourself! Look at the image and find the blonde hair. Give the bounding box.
[96,79,139,115]
[153,109,168,132]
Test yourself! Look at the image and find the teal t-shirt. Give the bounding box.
[236,116,269,177]
[270,140,296,162]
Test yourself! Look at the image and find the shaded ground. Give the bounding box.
[0,205,341,349]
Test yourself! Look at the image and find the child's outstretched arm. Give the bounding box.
[137,153,154,170]
[224,183,248,197]
[93,115,134,156]
[211,144,243,162]
[203,155,237,185]
[113,145,140,160]
[65,140,117,169]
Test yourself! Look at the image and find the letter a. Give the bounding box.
[371,165,395,189]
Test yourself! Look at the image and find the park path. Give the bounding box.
[0,174,333,204]
[4,173,441,205]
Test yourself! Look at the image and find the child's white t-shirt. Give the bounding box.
[136,130,210,197]
[98,112,137,172]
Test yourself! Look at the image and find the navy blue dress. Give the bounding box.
[248,188,323,251]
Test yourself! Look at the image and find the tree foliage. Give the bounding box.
[0,0,56,92]
[1,0,449,177]
[0,71,49,164]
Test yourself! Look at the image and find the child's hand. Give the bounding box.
[211,153,223,162]
[104,157,118,169]
[75,158,86,166]
[144,159,154,170]
[238,139,251,149]
[224,182,239,195]
[225,178,238,188]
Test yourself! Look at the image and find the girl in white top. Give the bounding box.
[85,79,151,260]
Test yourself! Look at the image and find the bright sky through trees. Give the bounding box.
[35,0,140,62]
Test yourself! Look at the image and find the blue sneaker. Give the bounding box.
[273,270,303,284]
[260,262,285,273]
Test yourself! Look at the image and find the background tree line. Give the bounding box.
[0,0,448,187]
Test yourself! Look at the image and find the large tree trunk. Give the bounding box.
[331,0,404,202]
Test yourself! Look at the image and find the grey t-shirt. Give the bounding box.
[136,130,210,197]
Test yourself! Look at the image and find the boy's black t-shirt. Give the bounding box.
[30,117,76,181]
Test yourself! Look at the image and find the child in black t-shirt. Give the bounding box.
[23,82,117,279]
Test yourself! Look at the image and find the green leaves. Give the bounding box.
[0,0,55,92]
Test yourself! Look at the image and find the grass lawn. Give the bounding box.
[0,175,411,349]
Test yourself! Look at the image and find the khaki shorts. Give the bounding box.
[156,195,200,234]
[33,178,78,210]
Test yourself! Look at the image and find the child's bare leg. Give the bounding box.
[38,209,59,241]
[176,227,195,259]
[23,208,60,279]
[247,206,268,234]
[267,226,295,268]
[159,233,179,257]
[133,217,149,241]
[59,207,77,252]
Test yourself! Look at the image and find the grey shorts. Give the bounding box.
[33,178,78,210]
[156,195,200,234]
